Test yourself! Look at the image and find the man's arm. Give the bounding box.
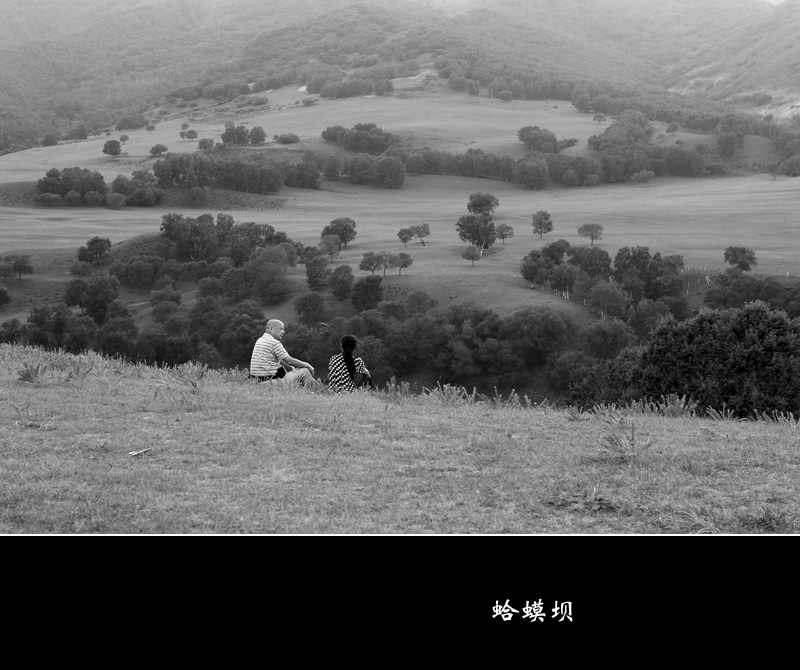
[280,354,315,374]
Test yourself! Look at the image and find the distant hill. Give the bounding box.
[2,0,800,153]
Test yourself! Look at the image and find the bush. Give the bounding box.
[605,301,800,417]
[277,133,300,144]
[35,193,62,206]
[106,193,126,209]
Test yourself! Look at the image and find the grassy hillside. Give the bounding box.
[667,0,800,108]
[1,343,798,534]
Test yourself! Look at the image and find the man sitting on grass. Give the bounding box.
[249,319,316,385]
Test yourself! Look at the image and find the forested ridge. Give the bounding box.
[3,0,800,154]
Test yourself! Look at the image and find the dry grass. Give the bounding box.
[1,344,798,534]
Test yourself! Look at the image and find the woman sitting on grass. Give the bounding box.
[326,334,373,393]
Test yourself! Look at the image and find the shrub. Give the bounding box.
[605,301,800,417]
[277,133,300,144]
[106,193,126,209]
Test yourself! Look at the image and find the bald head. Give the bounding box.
[266,319,285,340]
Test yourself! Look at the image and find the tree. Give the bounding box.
[323,155,342,180]
[185,130,198,140]
[462,246,482,266]
[65,275,121,324]
[398,228,414,248]
[330,265,354,300]
[0,262,13,283]
[119,135,130,145]
[305,256,330,290]
[410,223,430,245]
[10,256,33,280]
[103,140,122,156]
[198,138,215,151]
[456,214,496,250]
[496,223,514,244]
[359,252,385,275]
[146,125,156,134]
[294,293,325,324]
[406,290,438,314]
[351,276,383,312]
[0,287,9,310]
[531,211,553,239]
[568,246,612,280]
[577,223,604,246]
[319,235,341,261]
[220,267,251,301]
[724,246,757,271]
[514,158,549,189]
[150,144,168,156]
[107,193,126,209]
[77,236,112,264]
[249,127,267,145]
[393,253,413,275]
[284,161,321,189]
[467,192,499,215]
[518,126,559,153]
[321,218,357,248]
[586,281,629,320]
[373,156,406,188]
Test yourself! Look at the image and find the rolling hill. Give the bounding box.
[3,0,800,154]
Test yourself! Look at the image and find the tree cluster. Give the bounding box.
[521,242,687,325]
[152,151,320,193]
[321,123,401,155]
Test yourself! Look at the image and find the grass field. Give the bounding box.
[1,344,798,534]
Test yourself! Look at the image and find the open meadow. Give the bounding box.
[1,344,798,534]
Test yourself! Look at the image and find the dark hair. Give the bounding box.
[340,334,357,380]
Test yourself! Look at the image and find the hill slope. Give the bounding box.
[2,0,798,152]
[1,344,797,534]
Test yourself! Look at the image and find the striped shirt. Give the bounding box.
[327,353,370,394]
[249,332,289,377]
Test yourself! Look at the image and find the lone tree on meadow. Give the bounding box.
[7,255,33,280]
[102,139,122,156]
[467,192,499,215]
[496,223,514,244]
[724,246,757,271]
[577,223,604,246]
[119,135,129,145]
[531,210,553,239]
[322,218,357,249]
[462,246,482,266]
[398,228,414,248]
[150,144,168,156]
[410,223,430,245]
